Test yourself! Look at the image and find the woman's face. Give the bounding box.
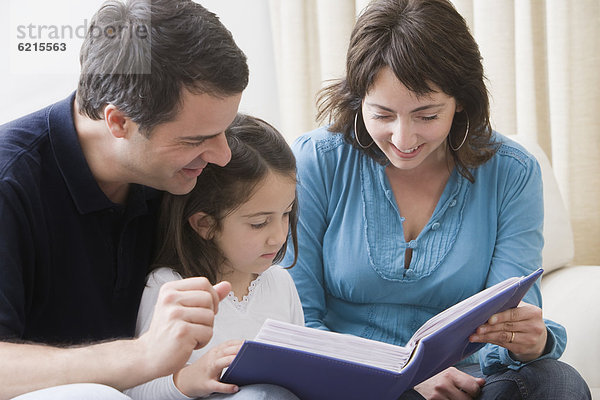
[361,66,461,173]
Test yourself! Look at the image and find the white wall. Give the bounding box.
[0,0,280,129]
[199,0,280,129]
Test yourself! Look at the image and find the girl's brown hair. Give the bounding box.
[317,0,498,181]
[151,114,298,283]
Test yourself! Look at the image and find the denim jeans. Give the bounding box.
[10,383,300,400]
[397,359,591,399]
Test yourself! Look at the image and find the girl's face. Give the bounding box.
[213,171,296,277]
[361,66,461,173]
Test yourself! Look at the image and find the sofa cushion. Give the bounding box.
[510,135,574,273]
[542,265,600,397]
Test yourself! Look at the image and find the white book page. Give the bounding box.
[405,276,521,349]
[254,319,410,372]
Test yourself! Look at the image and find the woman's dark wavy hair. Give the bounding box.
[151,114,298,283]
[77,0,248,136]
[317,0,498,182]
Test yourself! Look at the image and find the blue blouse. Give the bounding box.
[283,126,566,374]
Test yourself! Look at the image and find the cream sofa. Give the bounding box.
[514,135,599,399]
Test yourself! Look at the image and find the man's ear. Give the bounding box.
[188,212,215,240]
[104,104,134,139]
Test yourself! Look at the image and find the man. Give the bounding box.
[0,1,298,399]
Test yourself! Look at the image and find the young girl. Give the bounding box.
[124,114,303,400]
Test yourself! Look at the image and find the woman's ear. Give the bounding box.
[188,212,215,240]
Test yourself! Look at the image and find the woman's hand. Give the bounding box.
[414,367,485,399]
[173,340,243,398]
[470,301,547,362]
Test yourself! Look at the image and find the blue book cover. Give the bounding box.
[221,268,543,400]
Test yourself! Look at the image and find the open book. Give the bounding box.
[221,268,543,400]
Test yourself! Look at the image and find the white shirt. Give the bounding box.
[124,265,304,400]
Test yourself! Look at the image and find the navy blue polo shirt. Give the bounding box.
[0,93,161,344]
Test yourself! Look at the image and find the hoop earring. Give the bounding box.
[450,114,469,151]
[354,113,373,149]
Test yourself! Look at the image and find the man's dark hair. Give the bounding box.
[77,0,249,136]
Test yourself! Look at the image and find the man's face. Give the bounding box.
[124,89,242,194]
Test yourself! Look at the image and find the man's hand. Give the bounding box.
[136,278,231,377]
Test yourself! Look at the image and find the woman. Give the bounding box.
[282,0,591,398]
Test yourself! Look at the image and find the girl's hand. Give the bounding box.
[470,301,547,362]
[173,340,243,398]
[414,367,485,399]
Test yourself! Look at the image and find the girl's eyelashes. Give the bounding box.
[250,220,269,229]
[421,115,438,121]
[250,210,292,229]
